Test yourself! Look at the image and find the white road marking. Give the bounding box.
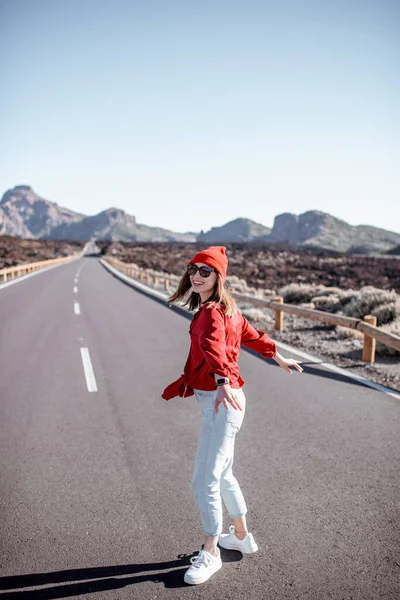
[74,278,78,283]
[74,302,80,314]
[80,347,98,392]
[73,286,78,293]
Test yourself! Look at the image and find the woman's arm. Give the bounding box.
[241,315,277,358]
[241,315,302,374]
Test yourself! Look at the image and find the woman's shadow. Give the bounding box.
[0,549,242,599]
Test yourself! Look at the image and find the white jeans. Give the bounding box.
[191,388,247,537]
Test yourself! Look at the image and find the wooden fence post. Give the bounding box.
[362,315,377,364]
[274,296,284,331]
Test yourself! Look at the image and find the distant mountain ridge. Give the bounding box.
[197,218,271,243]
[190,211,400,254]
[1,185,399,254]
[0,186,195,242]
[258,211,400,254]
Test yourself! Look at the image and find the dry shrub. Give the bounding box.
[376,318,400,356]
[280,283,328,303]
[337,289,357,300]
[312,291,359,312]
[240,307,273,326]
[312,295,341,312]
[227,275,275,298]
[317,287,343,296]
[371,303,397,325]
[281,283,356,307]
[226,275,254,294]
[343,287,398,325]
[336,326,363,340]
[284,284,399,326]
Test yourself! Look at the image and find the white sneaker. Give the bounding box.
[184,548,222,585]
[218,525,259,554]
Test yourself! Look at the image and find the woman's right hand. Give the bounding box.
[215,384,243,413]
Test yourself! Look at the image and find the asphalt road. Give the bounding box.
[0,257,399,600]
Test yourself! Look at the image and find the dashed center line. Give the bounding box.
[80,348,98,392]
[73,286,78,293]
[74,302,81,314]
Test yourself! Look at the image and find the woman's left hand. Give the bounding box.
[215,384,243,413]
[273,353,303,374]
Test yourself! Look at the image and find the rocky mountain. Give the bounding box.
[46,207,195,242]
[0,186,195,242]
[256,211,400,254]
[197,218,271,243]
[198,211,400,253]
[0,185,83,238]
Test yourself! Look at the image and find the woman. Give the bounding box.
[162,246,302,585]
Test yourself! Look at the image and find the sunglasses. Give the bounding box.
[186,264,214,278]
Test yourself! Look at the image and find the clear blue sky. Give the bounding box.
[1,0,399,233]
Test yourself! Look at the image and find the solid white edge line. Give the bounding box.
[80,347,98,392]
[74,302,80,314]
[0,256,83,290]
[273,340,400,400]
[99,258,400,401]
[100,258,168,300]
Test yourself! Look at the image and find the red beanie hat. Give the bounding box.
[188,246,228,281]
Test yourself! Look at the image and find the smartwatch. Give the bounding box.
[216,377,230,386]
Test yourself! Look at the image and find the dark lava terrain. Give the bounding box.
[0,237,85,269]
[2,238,398,294]
[96,241,400,293]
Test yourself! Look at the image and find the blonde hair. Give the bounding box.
[168,270,238,317]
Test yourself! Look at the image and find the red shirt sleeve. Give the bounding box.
[197,305,231,379]
[240,315,277,358]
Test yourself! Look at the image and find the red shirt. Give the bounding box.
[162,301,277,399]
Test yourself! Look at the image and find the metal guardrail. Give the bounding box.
[0,244,88,283]
[229,293,400,363]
